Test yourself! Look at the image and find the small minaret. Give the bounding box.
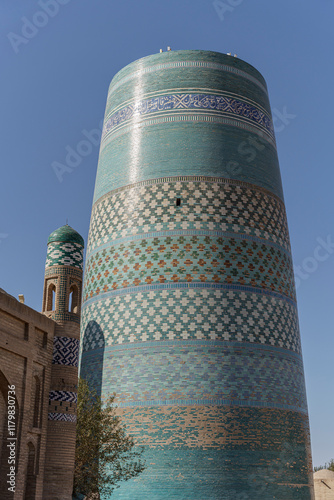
[42,224,84,499]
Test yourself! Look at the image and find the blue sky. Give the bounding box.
[0,0,333,467]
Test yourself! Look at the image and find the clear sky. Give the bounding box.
[0,0,333,468]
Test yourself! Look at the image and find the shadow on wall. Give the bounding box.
[80,321,105,398]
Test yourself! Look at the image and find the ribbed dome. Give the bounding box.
[47,224,84,247]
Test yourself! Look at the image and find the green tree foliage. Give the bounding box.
[314,459,334,472]
[73,378,145,499]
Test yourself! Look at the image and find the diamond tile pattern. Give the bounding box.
[53,336,79,367]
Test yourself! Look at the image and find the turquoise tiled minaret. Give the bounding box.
[42,224,84,499]
[80,51,314,499]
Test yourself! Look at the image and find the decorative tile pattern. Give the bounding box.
[48,412,77,422]
[83,234,294,301]
[49,391,78,403]
[81,287,301,353]
[45,266,82,279]
[88,178,289,254]
[83,343,306,412]
[102,93,274,142]
[53,336,79,367]
[46,241,83,269]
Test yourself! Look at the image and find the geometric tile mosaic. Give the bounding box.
[81,287,301,353]
[88,179,290,254]
[83,233,295,301]
[48,412,77,422]
[49,390,78,403]
[52,336,79,367]
[46,241,83,269]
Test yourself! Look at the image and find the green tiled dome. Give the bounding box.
[47,225,84,247]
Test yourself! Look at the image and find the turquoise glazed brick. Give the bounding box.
[48,224,84,246]
[46,224,84,269]
[80,51,314,499]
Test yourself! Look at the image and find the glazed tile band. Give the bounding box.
[102,93,274,143]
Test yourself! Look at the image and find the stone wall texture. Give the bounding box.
[314,470,334,499]
[80,50,314,499]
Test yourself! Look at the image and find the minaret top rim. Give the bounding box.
[108,49,267,91]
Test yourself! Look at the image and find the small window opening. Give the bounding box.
[68,284,79,314]
[46,283,56,312]
[176,198,181,206]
